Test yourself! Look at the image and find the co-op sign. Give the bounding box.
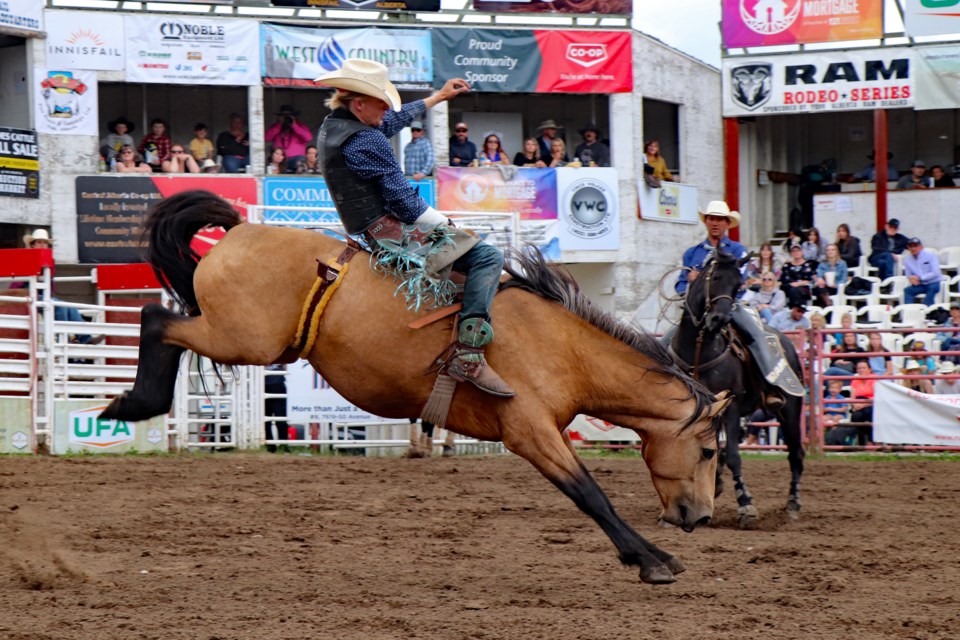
[722,48,913,117]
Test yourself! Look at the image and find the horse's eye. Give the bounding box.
[702,448,716,460]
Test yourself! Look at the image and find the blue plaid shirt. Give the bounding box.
[403,135,435,176]
[675,236,748,295]
[338,100,428,224]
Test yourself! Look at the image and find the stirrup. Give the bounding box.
[763,391,785,411]
[446,317,516,397]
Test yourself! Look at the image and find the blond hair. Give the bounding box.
[324,90,363,111]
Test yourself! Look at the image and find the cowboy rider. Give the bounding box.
[675,201,747,296]
[315,58,515,398]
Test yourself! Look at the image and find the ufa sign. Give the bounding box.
[53,402,166,454]
[69,406,135,448]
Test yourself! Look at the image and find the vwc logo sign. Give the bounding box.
[69,406,134,448]
[562,177,615,239]
[740,0,801,36]
[566,44,608,69]
[159,22,226,42]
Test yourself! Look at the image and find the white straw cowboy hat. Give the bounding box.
[314,59,402,112]
[24,228,53,246]
[698,200,741,229]
[939,361,956,374]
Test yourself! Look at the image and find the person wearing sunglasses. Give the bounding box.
[403,120,434,179]
[161,144,201,174]
[115,145,152,174]
[448,122,476,167]
[742,273,786,324]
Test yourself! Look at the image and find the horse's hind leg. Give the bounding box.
[504,427,680,584]
[100,304,187,422]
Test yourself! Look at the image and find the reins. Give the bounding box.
[678,258,735,380]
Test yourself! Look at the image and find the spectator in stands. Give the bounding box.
[479,133,510,166]
[825,359,876,446]
[769,302,811,331]
[781,227,803,257]
[266,105,312,172]
[935,303,960,364]
[865,331,893,376]
[137,118,171,172]
[813,243,849,307]
[513,137,546,168]
[930,164,955,188]
[823,379,850,428]
[189,123,215,164]
[100,116,135,162]
[115,145,152,174]
[909,339,937,380]
[449,122,476,167]
[216,113,250,174]
[742,273,786,324]
[295,145,322,175]
[902,237,944,304]
[900,358,933,394]
[897,160,931,189]
[869,218,908,281]
[402,120,435,178]
[573,123,610,167]
[547,139,568,168]
[835,223,862,269]
[830,331,866,374]
[934,361,959,394]
[200,159,220,174]
[781,243,816,306]
[643,139,673,183]
[264,364,288,453]
[266,147,289,175]
[802,227,827,263]
[744,242,782,290]
[161,144,200,174]
[851,151,898,183]
[536,120,563,161]
[831,312,854,346]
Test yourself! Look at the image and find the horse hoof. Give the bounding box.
[785,509,800,522]
[403,447,429,459]
[665,556,686,575]
[640,565,677,585]
[738,504,759,529]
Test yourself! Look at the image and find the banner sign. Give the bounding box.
[722,49,914,117]
[721,0,882,48]
[556,168,619,251]
[438,166,557,220]
[53,401,166,455]
[431,29,632,94]
[873,381,960,447]
[286,360,381,423]
[0,127,39,199]
[74,176,257,263]
[262,175,435,224]
[33,68,98,136]
[0,398,31,454]
[0,0,42,34]
[262,23,432,90]
[270,0,440,11]
[905,0,960,37]
[472,0,631,14]
[45,11,125,71]
[914,45,960,111]
[637,181,699,224]
[124,16,260,86]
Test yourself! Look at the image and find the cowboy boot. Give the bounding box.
[447,318,516,398]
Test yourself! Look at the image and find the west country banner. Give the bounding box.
[33,68,98,136]
[44,10,125,71]
[473,0,631,14]
[722,0,883,48]
[124,16,260,86]
[262,23,432,90]
[431,29,631,94]
[722,48,914,117]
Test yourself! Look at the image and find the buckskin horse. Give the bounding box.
[669,251,805,527]
[102,190,730,584]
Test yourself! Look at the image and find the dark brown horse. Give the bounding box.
[102,190,729,584]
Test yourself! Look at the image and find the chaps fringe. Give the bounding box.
[420,374,457,430]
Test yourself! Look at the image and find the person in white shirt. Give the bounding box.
[934,361,960,395]
[769,303,811,332]
[902,237,944,304]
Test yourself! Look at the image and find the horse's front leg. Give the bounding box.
[778,398,805,518]
[503,427,682,584]
[719,406,758,528]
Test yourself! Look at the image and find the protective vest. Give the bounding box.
[319,110,387,235]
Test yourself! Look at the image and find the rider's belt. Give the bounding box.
[293,242,360,359]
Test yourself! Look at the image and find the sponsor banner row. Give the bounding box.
[0,127,39,199]
[472,0,631,15]
[722,0,882,48]
[722,48,913,117]
[271,0,440,12]
[0,0,42,34]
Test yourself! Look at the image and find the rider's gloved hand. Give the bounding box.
[415,206,450,228]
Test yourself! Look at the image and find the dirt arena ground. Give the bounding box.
[1,452,958,640]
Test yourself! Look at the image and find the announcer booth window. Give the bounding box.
[643,98,680,180]
[0,37,29,129]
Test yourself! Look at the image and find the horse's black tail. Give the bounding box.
[143,190,243,315]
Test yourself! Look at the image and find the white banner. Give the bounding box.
[0,0,42,33]
[124,16,259,86]
[556,168,619,251]
[33,68,98,136]
[637,180,699,224]
[873,380,960,446]
[722,49,914,117]
[45,11,125,71]
[904,0,960,37]
[285,360,382,424]
[914,45,960,111]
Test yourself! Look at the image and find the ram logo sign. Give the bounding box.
[565,43,608,69]
[69,406,134,448]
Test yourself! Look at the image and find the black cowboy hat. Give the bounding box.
[276,104,300,116]
[107,116,135,134]
[578,123,602,137]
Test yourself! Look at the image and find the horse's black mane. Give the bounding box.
[502,248,717,431]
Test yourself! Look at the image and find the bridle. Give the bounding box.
[679,257,736,380]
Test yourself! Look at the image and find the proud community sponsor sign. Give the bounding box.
[722,48,913,117]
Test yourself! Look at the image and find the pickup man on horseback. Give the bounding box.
[315,58,514,398]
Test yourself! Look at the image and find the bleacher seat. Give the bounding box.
[939,246,960,277]
[855,304,892,328]
[821,304,857,327]
[886,304,929,329]
[836,276,880,308]
[877,276,909,307]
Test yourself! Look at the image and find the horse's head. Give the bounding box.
[687,251,745,333]
[642,391,731,532]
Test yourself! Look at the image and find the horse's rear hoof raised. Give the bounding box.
[99,393,167,423]
[640,565,678,585]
